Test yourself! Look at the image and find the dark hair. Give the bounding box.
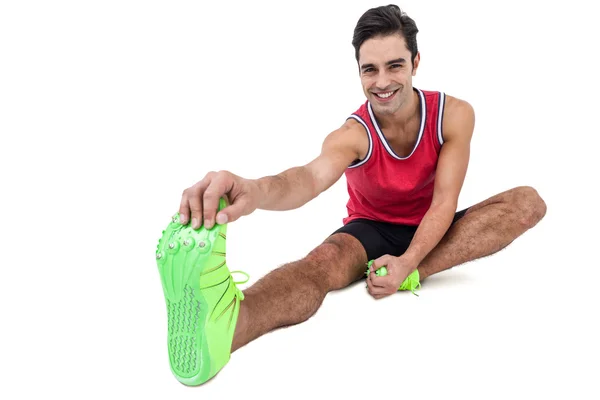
[352,5,419,66]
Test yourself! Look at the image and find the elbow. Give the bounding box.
[295,166,321,205]
[308,174,322,201]
[301,166,321,199]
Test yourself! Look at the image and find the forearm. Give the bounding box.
[253,166,318,211]
[403,202,457,267]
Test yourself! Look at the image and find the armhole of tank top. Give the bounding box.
[346,114,372,169]
[437,92,446,147]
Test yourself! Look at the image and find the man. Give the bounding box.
[155,4,547,385]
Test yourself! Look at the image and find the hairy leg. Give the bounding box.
[231,233,367,352]
[417,186,547,280]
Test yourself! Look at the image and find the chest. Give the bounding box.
[379,118,421,158]
[385,135,419,158]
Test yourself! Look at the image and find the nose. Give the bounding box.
[375,70,392,90]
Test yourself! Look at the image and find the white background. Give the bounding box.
[1,0,599,398]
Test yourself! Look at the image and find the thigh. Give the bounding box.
[389,209,471,252]
[453,207,470,223]
[332,210,472,263]
[331,219,404,262]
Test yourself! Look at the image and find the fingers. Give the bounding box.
[179,190,191,225]
[188,187,205,229]
[372,255,394,271]
[370,274,389,288]
[179,174,212,228]
[367,273,389,297]
[178,170,252,230]
[366,267,396,299]
[367,279,390,298]
[203,172,233,229]
[368,271,385,288]
[178,172,218,228]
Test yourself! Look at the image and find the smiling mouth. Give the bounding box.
[373,89,399,100]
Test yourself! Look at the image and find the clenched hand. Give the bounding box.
[366,254,417,299]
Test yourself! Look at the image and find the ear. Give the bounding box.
[412,51,421,76]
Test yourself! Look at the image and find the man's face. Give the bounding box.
[358,34,420,115]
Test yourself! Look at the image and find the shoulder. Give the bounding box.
[321,117,370,161]
[442,94,475,142]
[444,94,474,116]
[341,117,368,136]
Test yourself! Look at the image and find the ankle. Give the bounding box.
[417,266,429,281]
[231,293,249,353]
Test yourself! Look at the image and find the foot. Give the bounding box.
[156,198,247,386]
[398,269,421,295]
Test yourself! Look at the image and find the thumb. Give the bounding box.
[372,255,393,271]
[216,199,250,224]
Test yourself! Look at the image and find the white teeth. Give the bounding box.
[376,91,394,98]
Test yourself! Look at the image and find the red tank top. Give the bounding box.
[343,88,446,226]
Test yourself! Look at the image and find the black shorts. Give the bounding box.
[331,208,469,261]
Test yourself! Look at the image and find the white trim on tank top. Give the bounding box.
[346,114,372,169]
[437,91,445,146]
[367,87,426,160]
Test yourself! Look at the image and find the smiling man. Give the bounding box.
[156,4,547,385]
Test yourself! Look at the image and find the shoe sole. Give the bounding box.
[156,200,228,386]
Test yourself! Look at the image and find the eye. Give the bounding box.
[391,64,402,69]
[363,67,375,73]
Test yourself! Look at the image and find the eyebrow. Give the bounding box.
[360,58,407,70]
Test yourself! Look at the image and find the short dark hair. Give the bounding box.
[352,4,419,67]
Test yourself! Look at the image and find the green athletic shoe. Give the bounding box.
[398,269,421,296]
[365,260,421,296]
[156,198,248,386]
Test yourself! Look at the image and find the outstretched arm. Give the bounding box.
[179,119,366,229]
[254,119,366,211]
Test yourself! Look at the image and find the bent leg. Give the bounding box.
[417,186,547,280]
[231,232,367,352]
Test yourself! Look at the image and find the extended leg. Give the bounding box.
[231,233,367,352]
[417,186,547,280]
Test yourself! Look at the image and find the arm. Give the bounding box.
[179,119,366,229]
[402,96,475,266]
[369,96,475,298]
[254,119,367,211]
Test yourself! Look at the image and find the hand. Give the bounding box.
[366,254,417,299]
[179,170,261,230]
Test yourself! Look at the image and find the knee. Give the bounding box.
[268,258,329,326]
[512,186,547,228]
[287,273,326,324]
[303,240,352,292]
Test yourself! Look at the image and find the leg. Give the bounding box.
[417,186,547,280]
[231,233,367,352]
